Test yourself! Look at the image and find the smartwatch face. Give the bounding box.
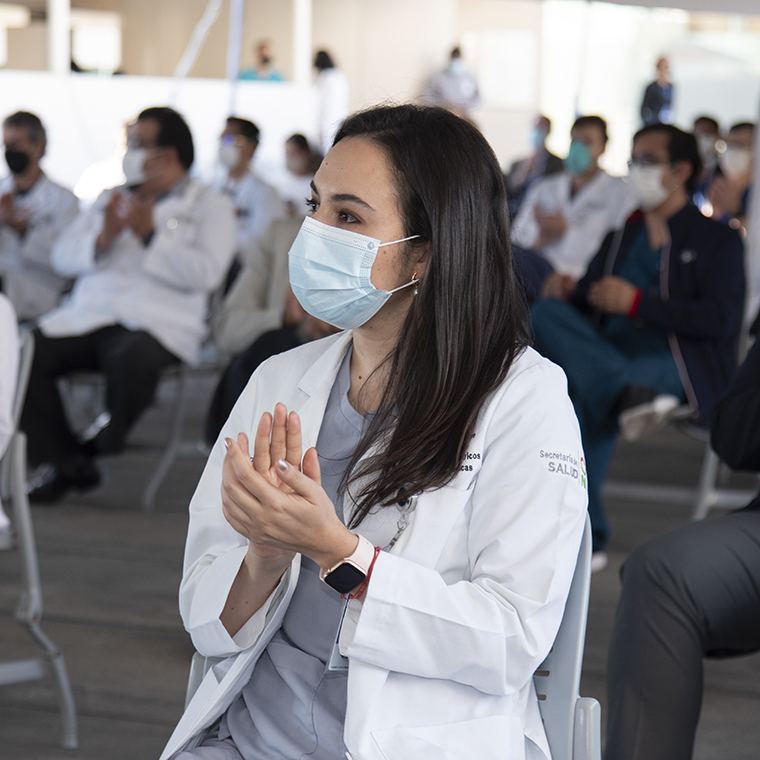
[324,562,366,594]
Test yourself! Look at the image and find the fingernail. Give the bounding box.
[224,438,233,450]
[277,459,288,472]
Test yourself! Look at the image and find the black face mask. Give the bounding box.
[5,149,30,175]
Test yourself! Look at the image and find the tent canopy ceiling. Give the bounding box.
[571,0,758,14]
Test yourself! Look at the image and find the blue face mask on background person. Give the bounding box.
[288,216,420,330]
[530,128,548,151]
[564,140,592,175]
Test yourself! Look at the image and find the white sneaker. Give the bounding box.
[591,551,608,573]
[618,394,681,443]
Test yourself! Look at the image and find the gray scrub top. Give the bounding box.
[219,348,365,759]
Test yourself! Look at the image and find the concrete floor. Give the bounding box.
[1,372,759,759]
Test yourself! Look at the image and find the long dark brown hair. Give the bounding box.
[335,105,530,528]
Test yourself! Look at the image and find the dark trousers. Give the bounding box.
[21,325,179,468]
[605,509,760,760]
[203,327,303,447]
[530,298,684,550]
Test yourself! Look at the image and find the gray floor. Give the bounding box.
[1,372,759,759]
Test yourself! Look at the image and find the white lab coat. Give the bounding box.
[512,171,637,280]
[161,331,588,760]
[38,179,236,365]
[0,173,79,321]
[212,171,285,255]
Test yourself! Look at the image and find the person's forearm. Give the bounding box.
[220,546,292,637]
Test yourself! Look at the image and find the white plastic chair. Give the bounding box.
[534,516,601,760]
[184,519,601,760]
[604,414,758,522]
[0,331,78,749]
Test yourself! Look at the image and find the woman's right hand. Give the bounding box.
[222,403,311,561]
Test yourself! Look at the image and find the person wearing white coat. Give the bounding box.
[512,116,637,281]
[314,51,350,156]
[20,107,236,503]
[162,105,587,760]
[0,111,79,321]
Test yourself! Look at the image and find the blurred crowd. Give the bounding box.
[0,44,758,760]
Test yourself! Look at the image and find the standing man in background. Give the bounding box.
[238,40,285,82]
[314,50,350,155]
[422,47,481,120]
[0,111,79,322]
[641,57,674,126]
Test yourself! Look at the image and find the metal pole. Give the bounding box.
[47,0,70,75]
[292,0,312,88]
[226,0,245,114]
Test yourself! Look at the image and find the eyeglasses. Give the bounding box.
[220,133,250,148]
[627,157,672,170]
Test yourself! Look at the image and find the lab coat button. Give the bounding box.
[167,218,178,230]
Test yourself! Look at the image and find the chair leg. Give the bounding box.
[692,443,720,521]
[7,433,79,749]
[142,367,189,512]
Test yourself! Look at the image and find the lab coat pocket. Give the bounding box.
[371,714,524,760]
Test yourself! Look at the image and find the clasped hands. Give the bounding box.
[221,402,358,570]
[96,191,155,252]
[0,192,29,236]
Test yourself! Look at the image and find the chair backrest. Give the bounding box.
[533,515,593,760]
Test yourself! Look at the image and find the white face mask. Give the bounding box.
[218,143,242,170]
[628,165,671,212]
[288,216,420,330]
[696,134,718,171]
[122,147,149,187]
[720,147,752,180]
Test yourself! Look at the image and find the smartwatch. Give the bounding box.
[319,534,375,594]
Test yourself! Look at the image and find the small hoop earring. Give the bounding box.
[412,271,418,296]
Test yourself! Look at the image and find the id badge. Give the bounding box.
[328,601,350,672]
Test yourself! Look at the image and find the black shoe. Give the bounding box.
[612,385,659,416]
[27,461,101,505]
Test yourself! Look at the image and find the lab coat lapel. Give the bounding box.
[294,331,354,451]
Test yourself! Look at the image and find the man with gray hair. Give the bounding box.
[0,111,79,321]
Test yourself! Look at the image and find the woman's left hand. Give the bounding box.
[221,408,358,569]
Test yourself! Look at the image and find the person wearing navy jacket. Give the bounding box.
[532,124,745,559]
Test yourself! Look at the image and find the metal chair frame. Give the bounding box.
[0,331,78,749]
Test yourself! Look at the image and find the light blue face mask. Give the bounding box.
[564,140,592,175]
[288,217,421,330]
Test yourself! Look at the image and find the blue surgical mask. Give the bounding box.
[288,216,420,330]
[564,140,592,175]
[530,127,547,150]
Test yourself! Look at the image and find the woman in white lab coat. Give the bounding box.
[163,105,587,760]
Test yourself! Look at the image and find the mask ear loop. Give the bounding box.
[387,271,420,297]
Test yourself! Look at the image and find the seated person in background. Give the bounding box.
[691,115,721,212]
[204,288,336,447]
[504,114,564,216]
[0,111,79,321]
[708,121,754,231]
[531,124,745,559]
[512,115,636,280]
[605,336,760,760]
[0,293,19,549]
[274,133,322,216]
[21,107,236,503]
[214,116,285,266]
[213,216,301,358]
